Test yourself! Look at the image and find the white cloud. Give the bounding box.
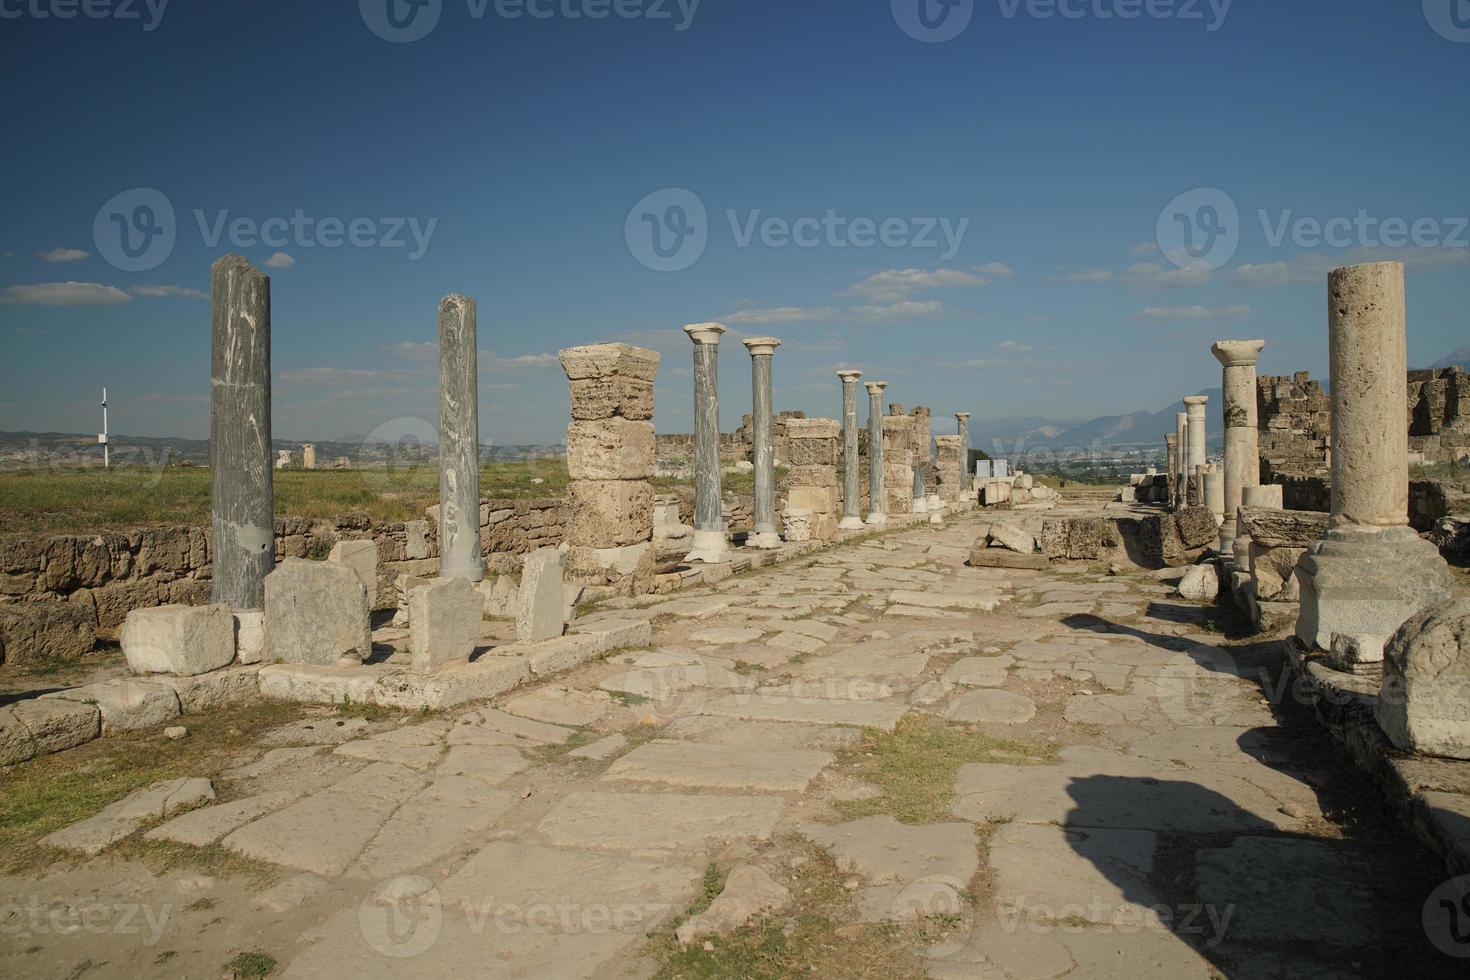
[36,247,89,263]
[943,358,996,369]
[976,261,1017,279]
[279,367,412,384]
[851,300,946,320]
[265,252,295,269]
[997,340,1034,352]
[787,331,845,353]
[1051,267,1115,284]
[0,282,131,306]
[129,285,208,300]
[382,340,437,359]
[480,351,558,370]
[1230,246,1470,287]
[1119,262,1215,291]
[1132,304,1253,321]
[724,306,843,325]
[1129,242,1160,256]
[844,264,1008,304]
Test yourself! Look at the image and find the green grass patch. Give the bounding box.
[223,951,278,979]
[834,715,1051,824]
[0,700,306,872]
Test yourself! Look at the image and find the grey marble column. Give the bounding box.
[742,337,781,548]
[210,255,274,610]
[1211,340,1265,554]
[438,294,483,583]
[912,465,927,513]
[685,323,728,562]
[837,371,865,529]
[865,382,888,526]
[1174,411,1189,510]
[955,413,971,493]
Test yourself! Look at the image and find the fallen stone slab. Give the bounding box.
[967,548,1048,571]
[45,778,215,855]
[987,524,1037,555]
[407,576,480,671]
[603,739,833,792]
[537,790,785,853]
[676,865,790,945]
[695,693,909,732]
[121,603,235,677]
[0,697,101,765]
[44,679,180,734]
[1177,563,1220,602]
[265,558,373,665]
[517,546,566,642]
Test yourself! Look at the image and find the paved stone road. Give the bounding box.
[3,511,1463,978]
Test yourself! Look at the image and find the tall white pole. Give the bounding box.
[100,387,109,469]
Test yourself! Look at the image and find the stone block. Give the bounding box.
[786,465,838,488]
[258,663,380,705]
[570,618,651,654]
[1249,543,1304,602]
[786,438,837,467]
[566,480,654,548]
[0,601,96,667]
[988,524,1037,555]
[787,486,838,514]
[785,418,840,441]
[234,610,265,665]
[566,543,655,597]
[45,679,181,734]
[517,633,603,678]
[1238,507,1329,548]
[121,603,235,677]
[558,343,660,382]
[372,656,530,711]
[566,419,655,481]
[1174,507,1220,550]
[264,558,373,665]
[405,520,434,560]
[569,376,654,421]
[1177,564,1220,602]
[968,547,1048,571]
[153,665,261,713]
[407,577,481,672]
[782,508,814,542]
[328,539,378,607]
[0,698,100,765]
[90,576,162,631]
[517,547,566,642]
[1377,598,1470,760]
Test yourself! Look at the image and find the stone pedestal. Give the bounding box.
[560,343,660,595]
[865,382,888,526]
[1184,396,1208,507]
[935,435,965,504]
[742,337,782,548]
[882,413,916,515]
[1173,412,1188,510]
[438,294,483,583]
[1212,340,1265,553]
[785,419,840,541]
[1296,262,1453,665]
[684,323,729,563]
[1204,465,1225,528]
[837,371,865,530]
[210,255,274,610]
[913,406,933,493]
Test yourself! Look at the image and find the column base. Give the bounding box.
[684,529,729,565]
[746,531,782,550]
[912,498,928,514]
[1295,525,1454,663]
[439,561,485,585]
[838,516,867,531]
[865,513,888,528]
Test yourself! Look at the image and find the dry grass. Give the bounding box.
[0,460,576,533]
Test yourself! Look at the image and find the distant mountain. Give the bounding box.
[970,388,1224,453]
[1427,346,1470,371]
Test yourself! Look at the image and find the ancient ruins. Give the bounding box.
[1,257,1468,977]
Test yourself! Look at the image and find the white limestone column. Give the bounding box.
[955,413,972,495]
[1211,340,1265,554]
[684,323,728,563]
[865,382,888,526]
[1174,411,1189,510]
[742,337,781,548]
[837,371,865,529]
[1184,395,1209,506]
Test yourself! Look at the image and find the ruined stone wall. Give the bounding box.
[1408,367,1470,462]
[1257,372,1330,485]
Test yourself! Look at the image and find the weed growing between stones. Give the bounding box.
[223,950,277,979]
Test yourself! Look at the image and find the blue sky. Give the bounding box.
[2,0,1467,447]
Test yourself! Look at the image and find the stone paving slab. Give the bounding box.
[501,685,619,727]
[944,689,1037,724]
[661,715,863,751]
[887,590,1003,611]
[926,921,1214,980]
[941,656,1014,688]
[334,735,444,769]
[437,744,530,784]
[44,778,215,855]
[449,708,575,747]
[694,693,909,731]
[348,775,519,879]
[602,739,833,792]
[146,790,301,847]
[989,823,1160,927]
[536,791,785,854]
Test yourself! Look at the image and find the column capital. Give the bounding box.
[836,369,864,383]
[683,322,728,345]
[1183,395,1209,416]
[864,381,888,394]
[741,336,781,357]
[955,412,971,421]
[1211,339,1265,368]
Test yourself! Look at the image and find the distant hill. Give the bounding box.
[969,388,1223,453]
[1427,346,1470,371]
